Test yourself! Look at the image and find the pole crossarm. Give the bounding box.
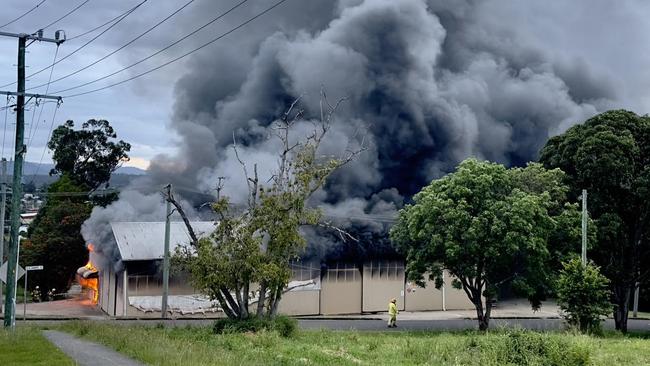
[0,31,64,45]
[0,91,62,101]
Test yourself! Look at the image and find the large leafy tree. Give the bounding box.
[539,109,650,332]
[391,159,577,330]
[22,176,92,296]
[23,119,130,294]
[48,119,131,190]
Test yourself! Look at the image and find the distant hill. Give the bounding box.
[1,161,146,176]
[0,161,146,189]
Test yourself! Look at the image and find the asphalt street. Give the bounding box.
[298,318,650,332]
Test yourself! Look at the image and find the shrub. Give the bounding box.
[502,330,589,365]
[271,315,297,337]
[212,315,297,338]
[556,258,612,333]
[466,329,590,366]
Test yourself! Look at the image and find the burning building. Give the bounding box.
[87,220,471,317]
[76,259,99,304]
[77,0,616,317]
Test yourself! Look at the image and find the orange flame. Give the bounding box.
[78,244,99,304]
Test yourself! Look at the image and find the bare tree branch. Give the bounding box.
[162,187,199,246]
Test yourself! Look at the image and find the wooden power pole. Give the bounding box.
[161,184,172,318]
[0,158,6,314]
[1,30,64,329]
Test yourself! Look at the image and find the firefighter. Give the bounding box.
[31,286,41,302]
[387,298,398,328]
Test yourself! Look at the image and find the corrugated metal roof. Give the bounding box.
[111,221,215,261]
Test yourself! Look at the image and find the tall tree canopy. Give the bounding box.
[22,176,91,296]
[391,159,578,330]
[48,119,131,190]
[23,119,130,294]
[539,109,650,332]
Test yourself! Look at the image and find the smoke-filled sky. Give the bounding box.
[0,0,648,169]
[3,0,650,264]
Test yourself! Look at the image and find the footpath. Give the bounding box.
[43,330,145,366]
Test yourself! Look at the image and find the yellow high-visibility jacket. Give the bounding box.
[388,302,398,316]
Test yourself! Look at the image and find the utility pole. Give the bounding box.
[216,176,226,200]
[0,158,6,314]
[581,189,587,266]
[161,184,172,318]
[633,282,640,318]
[1,30,64,329]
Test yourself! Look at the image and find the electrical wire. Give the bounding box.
[27,46,59,151]
[59,0,289,98]
[36,0,91,31]
[32,100,61,178]
[0,0,148,90]
[0,0,47,30]
[67,3,145,41]
[29,0,246,92]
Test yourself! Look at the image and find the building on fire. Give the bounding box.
[83,221,473,317]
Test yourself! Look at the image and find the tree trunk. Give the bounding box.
[214,291,236,319]
[270,286,282,316]
[613,286,631,333]
[220,287,241,317]
[242,282,250,319]
[257,282,267,317]
[476,296,492,331]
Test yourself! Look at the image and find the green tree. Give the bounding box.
[391,159,574,330]
[21,175,91,296]
[176,94,362,319]
[556,258,612,333]
[23,119,131,294]
[539,110,650,332]
[48,119,131,191]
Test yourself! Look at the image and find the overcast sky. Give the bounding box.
[1,0,650,172]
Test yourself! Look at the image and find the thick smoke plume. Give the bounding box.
[84,0,615,264]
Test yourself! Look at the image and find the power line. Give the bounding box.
[67,3,144,41]
[36,0,91,31]
[30,0,247,92]
[0,0,47,30]
[32,100,61,178]
[0,0,148,90]
[28,0,198,91]
[60,0,289,98]
[27,46,60,150]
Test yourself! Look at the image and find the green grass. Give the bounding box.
[0,327,74,366]
[53,321,650,366]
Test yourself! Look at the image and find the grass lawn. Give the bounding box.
[0,327,74,366]
[53,321,650,366]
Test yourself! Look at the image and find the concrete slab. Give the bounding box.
[1,297,106,320]
[43,330,145,366]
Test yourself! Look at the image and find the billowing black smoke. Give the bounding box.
[84,0,613,264]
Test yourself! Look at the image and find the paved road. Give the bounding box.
[43,330,145,366]
[298,318,650,332]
